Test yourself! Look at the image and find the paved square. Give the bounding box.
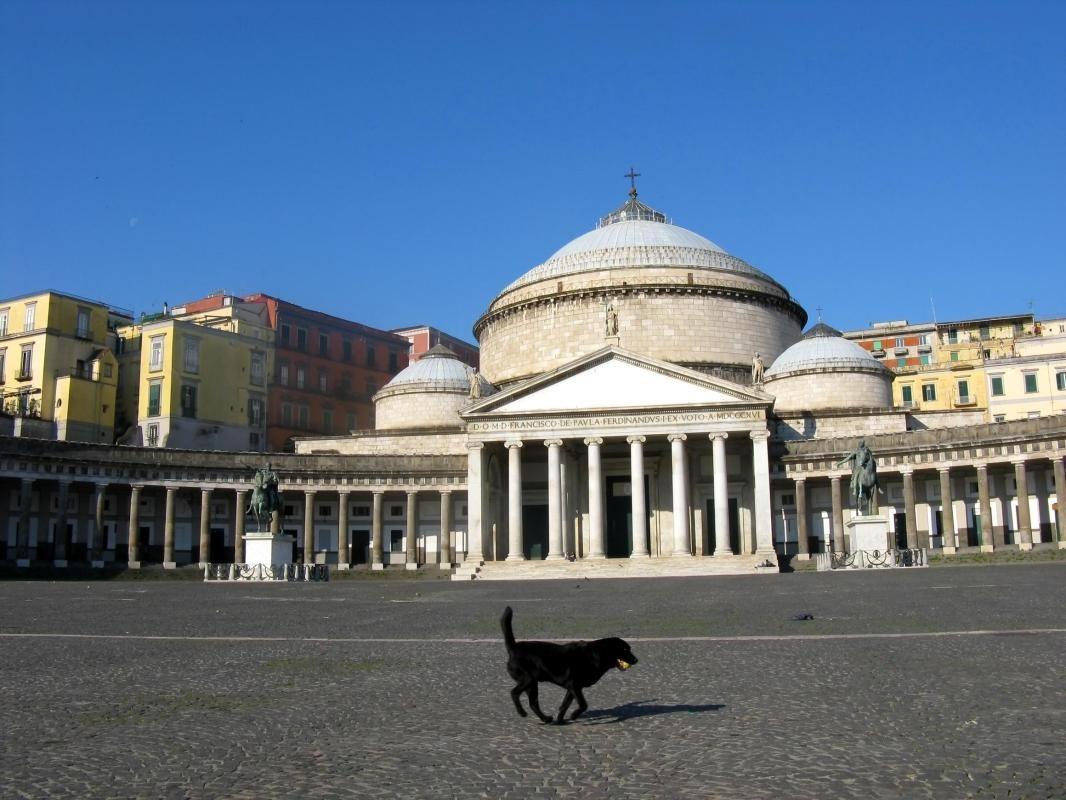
[1,564,1064,799]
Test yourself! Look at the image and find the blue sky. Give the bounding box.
[2,1,1064,341]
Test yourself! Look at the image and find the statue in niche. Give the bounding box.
[468,367,482,400]
[751,352,765,384]
[605,303,619,337]
[837,439,881,515]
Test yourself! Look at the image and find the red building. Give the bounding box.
[174,292,410,451]
[391,324,479,368]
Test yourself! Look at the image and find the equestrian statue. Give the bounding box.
[248,463,282,532]
[837,439,881,515]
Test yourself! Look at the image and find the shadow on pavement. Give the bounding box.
[582,700,726,724]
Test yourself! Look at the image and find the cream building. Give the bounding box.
[2,188,1064,572]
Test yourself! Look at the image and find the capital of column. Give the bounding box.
[976,462,989,474]
[626,435,646,445]
[235,488,248,497]
[793,476,806,486]
[130,483,144,492]
[406,490,418,498]
[544,438,563,448]
[467,442,485,452]
[439,489,452,497]
[201,487,212,496]
[708,432,729,442]
[937,466,951,475]
[583,437,604,447]
[899,466,914,476]
[372,488,385,495]
[304,489,316,497]
[1010,456,1029,467]
[666,433,687,443]
[504,439,523,449]
[749,429,770,442]
[337,488,350,497]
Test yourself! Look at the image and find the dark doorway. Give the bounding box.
[605,476,651,557]
[211,527,229,563]
[352,529,370,564]
[706,498,740,554]
[970,512,981,547]
[522,504,548,560]
[893,512,908,548]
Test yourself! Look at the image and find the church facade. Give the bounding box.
[2,189,1064,576]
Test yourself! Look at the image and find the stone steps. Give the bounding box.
[451,555,778,581]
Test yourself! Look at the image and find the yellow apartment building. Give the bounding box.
[117,313,270,451]
[0,290,130,442]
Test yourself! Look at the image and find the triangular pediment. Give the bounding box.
[464,347,770,418]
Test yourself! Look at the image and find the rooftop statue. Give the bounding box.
[468,367,482,400]
[751,352,765,384]
[837,440,881,515]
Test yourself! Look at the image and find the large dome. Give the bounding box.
[475,190,807,386]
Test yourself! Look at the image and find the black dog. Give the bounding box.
[501,606,638,724]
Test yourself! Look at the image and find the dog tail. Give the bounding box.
[501,606,516,653]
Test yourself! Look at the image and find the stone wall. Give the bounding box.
[478,273,804,385]
[763,368,892,412]
[295,427,468,457]
[375,389,468,431]
[774,409,907,441]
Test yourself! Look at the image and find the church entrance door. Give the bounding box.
[522,505,548,560]
[606,476,650,557]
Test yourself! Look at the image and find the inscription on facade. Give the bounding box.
[468,409,763,433]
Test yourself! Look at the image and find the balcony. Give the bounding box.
[955,395,977,407]
[872,349,886,358]
[901,400,919,410]
[917,344,932,354]
[893,347,908,356]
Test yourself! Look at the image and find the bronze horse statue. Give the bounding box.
[247,464,281,532]
[838,440,881,515]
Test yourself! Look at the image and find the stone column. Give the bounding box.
[751,431,775,557]
[545,439,564,560]
[505,440,525,561]
[405,490,419,570]
[830,475,844,553]
[668,434,690,556]
[583,437,606,559]
[1013,459,1033,550]
[795,477,809,558]
[709,433,730,556]
[977,463,994,552]
[371,490,385,570]
[90,483,106,566]
[53,480,72,567]
[234,489,247,565]
[439,490,453,569]
[336,490,349,570]
[1053,457,1066,548]
[163,486,177,568]
[15,478,33,566]
[128,485,142,568]
[628,436,649,557]
[198,488,213,567]
[938,468,956,553]
[902,468,918,549]
[466,443,485,563]
[303,490,315,564]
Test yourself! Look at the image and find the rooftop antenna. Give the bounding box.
[930,297,938,325]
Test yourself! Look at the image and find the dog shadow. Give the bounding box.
[581,700,726,724]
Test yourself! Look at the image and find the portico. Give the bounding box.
[456,347,779,578]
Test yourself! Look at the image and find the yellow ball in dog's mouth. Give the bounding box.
[617,659,631,670]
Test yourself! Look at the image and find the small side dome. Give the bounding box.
[763,321,892,411]
[374,345,494,430]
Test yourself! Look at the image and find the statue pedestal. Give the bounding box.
[244,533,295,568]
[846,515,891,553]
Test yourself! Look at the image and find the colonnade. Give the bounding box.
[469,427,776,562]
[785,453,1066,555]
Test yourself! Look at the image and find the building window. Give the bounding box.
[0,348,6,383]
[1024,373,1038,394]
[184,338,200,374]
[1056,371,1066,391]
[994,415,1005,423]
[901,385,913,406]
[342,339,352,361]
[388,351,399,371]
[990,376,1004,396]
[922,384,937,402]
[296,367,305,389]
[389,504,403,517]
[23,302,36,331]
[979,325,990,341]
[248,397,264,427]
[366,380,377,398]
[352,505,369,517]
[1014,322,1024,336]
[319,333,329,356]
[947,329,958,344]
[180,384,197,418]
[319,370,328,392]
[249,431,260,450]
[76,307,91,339]
[896,358,906,368]
[894,337,904,348]
[1028,410,1041,419]
[250,353,265,386]
[346,412,356,431]
[281,403,293,426]
[957,379,970,403]
[279,363,289,386]
[18,344,33,379]
[366,346,376,367]
[147,381,162,416]
[280,324,291,345]
[149,335,164,371]
[296,328,308,352]
[339,374,351,398]
[920,355,931,365]
[146,423,159,447]
[298,405,309,429]
[0,308,8,336]
[322,408,333,433]
[918,334,929,346]
[950,351,959,362]
[872,340,883,351]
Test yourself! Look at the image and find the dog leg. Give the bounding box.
[555,689,575,724]
[526,684,554,723]
[510,684,528,717]
[568,688,589,721]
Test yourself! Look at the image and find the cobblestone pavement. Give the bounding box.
[0,564,1064,799]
